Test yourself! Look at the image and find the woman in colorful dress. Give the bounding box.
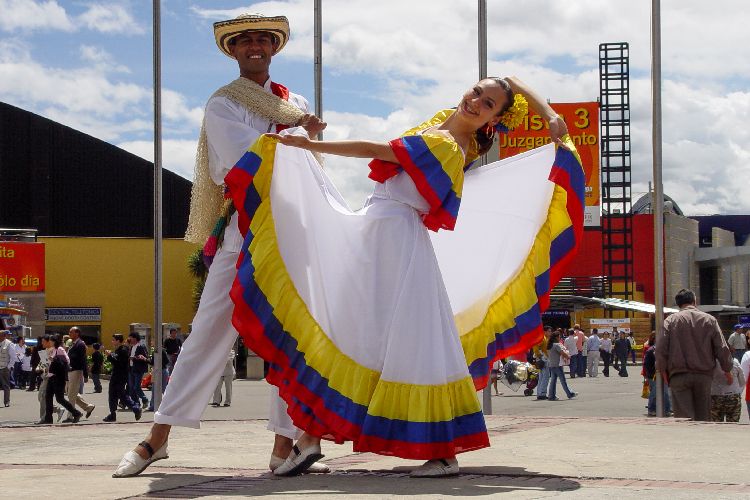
[225,76,583,477]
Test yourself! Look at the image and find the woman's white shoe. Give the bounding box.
[269,454,330,474]
[273,444,325,476]
[410,458,459,478]
[112,442,169,478]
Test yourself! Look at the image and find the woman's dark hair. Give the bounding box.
[50,334,62,348]
[25,347,32,356]
[93,342,101,350]
[474,77,515,156]
[547,331,560,350]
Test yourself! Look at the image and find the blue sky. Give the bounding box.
[1,0,749,213]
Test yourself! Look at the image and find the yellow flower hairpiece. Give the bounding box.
[496,94,528,133]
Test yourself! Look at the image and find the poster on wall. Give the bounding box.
[0,242,45,292]
[499,102,600,227]
[589,318,631,334]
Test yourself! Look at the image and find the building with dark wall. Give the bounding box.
[0,102,190,237]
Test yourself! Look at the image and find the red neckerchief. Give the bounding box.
[269,81,291,133]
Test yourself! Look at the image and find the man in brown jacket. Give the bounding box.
[656,289,733,421]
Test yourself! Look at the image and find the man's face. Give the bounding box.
[229,31,277,77]
[170,330,177,339]
[69,328,79,340]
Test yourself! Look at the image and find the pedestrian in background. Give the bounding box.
[628,332,637,365]
[709,357,744,422]
[103,333,142,422]
[35,335,63,423]
[614,332,630,377]
[127,333,150,409]
[0,330,13,407]
[20,347,32,389]
[574,325,587,377]
[586,329,601,377]
[612,327,620,370]
[564,330,579,378]
[600,332,613,377]
[12,337,26,388]
[147,347,170,412]
[656,288,733,421]
[535,327,551,400]
[28,340,41,391]
[727,325,747,362]
[643,333,672,417]
[211,349,236,407]
[65,327,95,421]
[546,331,577,401]
[90,343,104,393]
[43,334,81,424]
[163,329,182,374]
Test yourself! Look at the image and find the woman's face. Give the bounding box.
[457,79,509,127]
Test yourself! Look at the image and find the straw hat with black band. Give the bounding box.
[214,14,290,58]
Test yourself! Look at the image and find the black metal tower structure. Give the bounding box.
[599,42,633,303]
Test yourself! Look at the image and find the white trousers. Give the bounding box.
[587,350,601,377]
[154,244,301,439]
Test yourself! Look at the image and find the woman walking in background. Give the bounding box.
[545,332,577,401]
[40,334,81,424]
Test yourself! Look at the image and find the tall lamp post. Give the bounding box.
[152,0,164,409]
[314,0,323,138]
[651,0,666,417]
[477,0,493,416]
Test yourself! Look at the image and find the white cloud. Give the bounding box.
[162,89,204,130]
[77,4,145,35]
[0,1,145,35]
[118,139,198,180]
[0,41,204,145]
[79,44,131,73]
[0,0,74,32]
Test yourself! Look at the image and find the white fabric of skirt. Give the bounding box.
[271,143,471,387]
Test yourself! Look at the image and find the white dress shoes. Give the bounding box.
[270,454,330,474]
[112,441,169,478]
[272,444,325,476]
[409,458,459,478]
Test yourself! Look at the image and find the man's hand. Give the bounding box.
[296,113,327,139]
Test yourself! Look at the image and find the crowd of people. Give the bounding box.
[0,326,237,425]
[519,292,750,424]
[526,324,637,402]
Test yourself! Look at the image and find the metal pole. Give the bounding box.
[478,0,492,415]
[152,0,164,409]
[314,0,323,139]
[651,0,665,418]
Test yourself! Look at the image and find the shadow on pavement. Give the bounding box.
[138,466,581,498]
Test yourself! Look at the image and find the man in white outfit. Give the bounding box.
[113,13,327,478]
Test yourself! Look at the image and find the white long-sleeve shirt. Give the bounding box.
[711,358,745,396]
[204,78,309,254]
[740,351,750,381]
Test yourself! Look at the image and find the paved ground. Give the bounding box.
[2,368,748,498]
